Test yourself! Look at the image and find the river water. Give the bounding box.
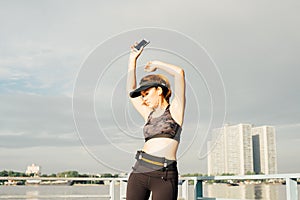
[0,183,299,199]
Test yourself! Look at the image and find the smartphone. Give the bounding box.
[134,39,150,50]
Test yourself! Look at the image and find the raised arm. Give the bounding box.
[126,45,139,95]
[127,45,153,120]
[145,61,186,125]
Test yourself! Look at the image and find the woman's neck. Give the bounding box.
[153,98,169,112]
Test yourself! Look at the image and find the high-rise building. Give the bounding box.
[207,128,226,175]
[25,163,41,176]
[207,124,277,175]
[252,126,277,174]
[207,124,253,175]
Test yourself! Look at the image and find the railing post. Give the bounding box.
[194,177,203,200]
[120,179,127,200]
[109,179,115,200]
[182,179,189,200]
[286,178,298,200]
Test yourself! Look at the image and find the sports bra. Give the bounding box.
[143,105,182,142]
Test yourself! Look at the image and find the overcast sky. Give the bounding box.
[0,0,299,175]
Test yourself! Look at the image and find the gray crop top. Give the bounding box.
[143,105,182,142]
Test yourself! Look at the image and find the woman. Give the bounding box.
[126,42,185,200]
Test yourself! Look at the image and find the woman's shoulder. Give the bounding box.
[169,102,184,126]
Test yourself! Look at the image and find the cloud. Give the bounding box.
[0,0,299,174]
[0,41,81,95]
[0,132,77,148]
[0,146,111,174]
[0,94,76,146]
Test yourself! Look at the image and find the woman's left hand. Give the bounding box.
[144,61,157,72]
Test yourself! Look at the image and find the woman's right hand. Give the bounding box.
[130,42,144,60]
[144,61,157,72]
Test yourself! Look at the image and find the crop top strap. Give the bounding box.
[147,110,155,120]
[147,104,170,120]
[166,104,170,110]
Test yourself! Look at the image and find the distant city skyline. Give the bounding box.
[207,124,277,175]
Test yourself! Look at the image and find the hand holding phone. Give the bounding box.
[134,39,150,50]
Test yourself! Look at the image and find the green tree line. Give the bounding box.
[0,170,118,178]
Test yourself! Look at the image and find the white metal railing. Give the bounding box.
[1,174,299,200]
[0,176,190,199]
[195,173,300,200]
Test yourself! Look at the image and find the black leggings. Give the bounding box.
[126,160,178,200]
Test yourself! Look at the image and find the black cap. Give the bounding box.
[129,74,170,98]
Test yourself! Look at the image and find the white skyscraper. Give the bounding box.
[25,163,41,176]
[207,128,226,175]
[207,124,253,175]
[252,126,277,174]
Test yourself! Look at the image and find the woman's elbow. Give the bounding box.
[178,68,185,77]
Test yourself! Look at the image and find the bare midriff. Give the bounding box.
[142,138,179,160]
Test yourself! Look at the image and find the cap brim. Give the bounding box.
[129,83,169,98]
[129,84,154,98]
